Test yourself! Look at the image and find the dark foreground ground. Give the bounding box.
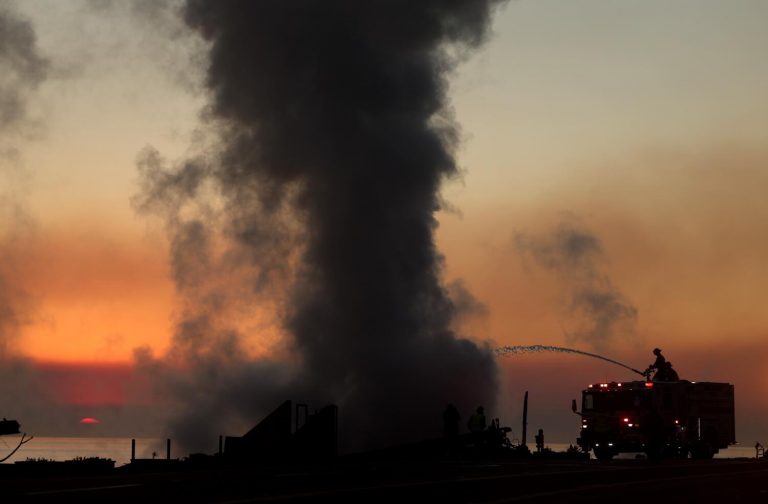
[3,457,767,503]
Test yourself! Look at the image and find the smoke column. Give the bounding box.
[515,217,638,351]
[495,345,645,377]
[148,0,507,450]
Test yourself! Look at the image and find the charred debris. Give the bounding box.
[128,398,569,471]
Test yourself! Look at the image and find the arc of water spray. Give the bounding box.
[495,345,647,377]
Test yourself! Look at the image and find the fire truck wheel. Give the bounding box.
[692,428,719,459]
[594,447,614,461]
[691,441,714,459]
[644,444,665,460]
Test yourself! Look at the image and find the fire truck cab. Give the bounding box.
[574,380,735,460]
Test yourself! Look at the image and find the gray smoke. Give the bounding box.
[0,3,47,356]
[132,147,301,450]
[0,3,52,434]
[84,0,204,92]
[0,248,32,359]
[515,217,637,351]
[447,278,490,335]
[0,2,48,138]
[137,0,505,452]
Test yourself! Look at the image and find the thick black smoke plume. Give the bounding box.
[138,0,505,452]
[515,216,638,351]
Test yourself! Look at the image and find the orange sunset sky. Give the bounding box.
[2,1,768,442]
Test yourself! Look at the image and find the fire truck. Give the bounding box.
[573,380,735,460]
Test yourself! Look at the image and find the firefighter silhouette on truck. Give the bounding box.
[646,348,667,381]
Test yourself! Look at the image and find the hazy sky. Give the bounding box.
[3,0,768,443]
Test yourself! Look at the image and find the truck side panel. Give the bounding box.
[687,382,735,447]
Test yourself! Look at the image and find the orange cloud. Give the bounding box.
[14,224,174,362]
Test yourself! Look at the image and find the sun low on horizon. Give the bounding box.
[1,0,767,445]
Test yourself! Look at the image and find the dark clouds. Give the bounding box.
[135,0,506,452]
[515,216,638,351]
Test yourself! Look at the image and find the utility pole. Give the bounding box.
[522,391,528,448]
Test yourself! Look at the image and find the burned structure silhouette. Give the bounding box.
[225,401,338,462]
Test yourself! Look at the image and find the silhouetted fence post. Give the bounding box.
[522,391,529,448]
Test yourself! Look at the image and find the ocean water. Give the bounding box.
[1,437,759,466]
[0,436,165,467]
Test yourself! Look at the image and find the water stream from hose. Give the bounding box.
[495,345,645,377]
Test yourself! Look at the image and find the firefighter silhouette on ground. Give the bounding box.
[535,428,545,453]
[442,403,460,438]
[467,406,487,433]
[467,406,488,452]
[442,403,461,457]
